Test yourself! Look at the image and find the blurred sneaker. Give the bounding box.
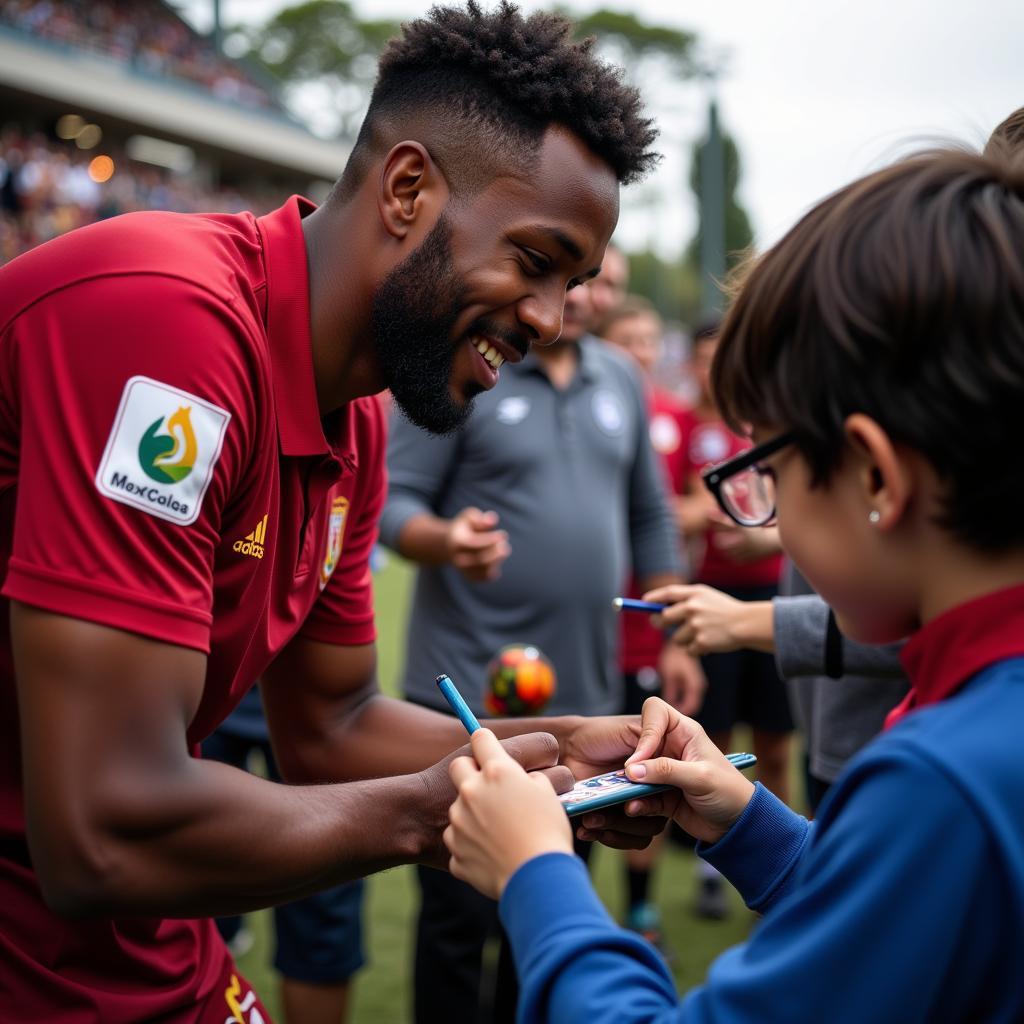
[626,904,676,963]
[695,876,730,921]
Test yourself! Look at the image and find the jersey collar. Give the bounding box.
[886,582,1024,727]
[258,196,330,458]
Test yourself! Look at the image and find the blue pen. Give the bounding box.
[436,673,482,734]
[612,597,667,613]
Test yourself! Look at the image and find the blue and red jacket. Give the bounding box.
[501,585,1024,1023]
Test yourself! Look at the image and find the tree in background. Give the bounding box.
[623,127,755,328]
[624,127,752,329]
[230,3,701,146]
[567,10,753,327]
[685,130,755,282]
[225,0,399,138]
[570,8,698,79]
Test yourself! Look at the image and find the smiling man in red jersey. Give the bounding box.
[0,4,667,1020]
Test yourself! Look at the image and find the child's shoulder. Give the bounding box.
[841,659,1024,828]
[892,655,1024,755]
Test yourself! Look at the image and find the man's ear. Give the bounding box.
[377,141,450,240]
[843,413,911,530]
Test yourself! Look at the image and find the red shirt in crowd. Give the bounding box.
[0,198,385,1021]
[685,416,783,589]
[619,388,693,674]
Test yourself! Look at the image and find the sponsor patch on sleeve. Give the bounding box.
[95,376,231,526]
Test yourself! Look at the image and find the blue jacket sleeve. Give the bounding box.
[501,853,678,1024]
[696,783,810,914]
[500,751,1000,1023]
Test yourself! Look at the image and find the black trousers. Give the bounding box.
[413,838,593,1024]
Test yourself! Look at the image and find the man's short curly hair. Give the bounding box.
[332,1,659,202]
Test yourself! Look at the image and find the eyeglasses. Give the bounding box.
[701,431,796,527]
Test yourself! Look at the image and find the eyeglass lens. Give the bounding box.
[720,467,776,526]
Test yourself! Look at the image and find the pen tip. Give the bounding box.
[612,598,623,609]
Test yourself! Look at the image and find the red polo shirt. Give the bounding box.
[0,198,384,1020]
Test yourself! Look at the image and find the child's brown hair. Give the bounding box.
[712,149,1024,552]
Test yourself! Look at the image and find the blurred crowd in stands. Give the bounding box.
[0,0,279,110]
[0,125,282,265]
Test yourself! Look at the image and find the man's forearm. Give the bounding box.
[82,698,583,920]
[295,691,580,782]
[394,512,451,564]
[41,758,433,920]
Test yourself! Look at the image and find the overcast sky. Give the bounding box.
[179,0,1023,257]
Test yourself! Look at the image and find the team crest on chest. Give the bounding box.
[320,496,349,590]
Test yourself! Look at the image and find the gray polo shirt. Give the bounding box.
[378,336,682,717]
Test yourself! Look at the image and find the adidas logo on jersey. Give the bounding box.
[234,514,268,559]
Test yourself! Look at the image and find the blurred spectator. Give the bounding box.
[0,0,279,111]
[588,240,629,322]
[0,124,281,265]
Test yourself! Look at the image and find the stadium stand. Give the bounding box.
[1,0,279,110]
[0,0,349,264]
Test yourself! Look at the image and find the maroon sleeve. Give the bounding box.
[1,275,258,652]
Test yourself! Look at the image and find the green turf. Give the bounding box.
[233,553,761,1020]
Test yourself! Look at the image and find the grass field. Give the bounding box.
[233,554,763,1021]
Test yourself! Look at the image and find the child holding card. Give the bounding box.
[443,146,1024,1023]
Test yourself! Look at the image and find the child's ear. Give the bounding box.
[843,413,911,530]
[377,141,450,241]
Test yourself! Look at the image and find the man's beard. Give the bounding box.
[370,214,481,436]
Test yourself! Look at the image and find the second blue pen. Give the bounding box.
[613,597,667,613]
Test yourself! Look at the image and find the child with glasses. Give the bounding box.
[442,147,1024,1023]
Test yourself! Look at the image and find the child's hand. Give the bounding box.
[444,729,574,899]
[618,698,755,845]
